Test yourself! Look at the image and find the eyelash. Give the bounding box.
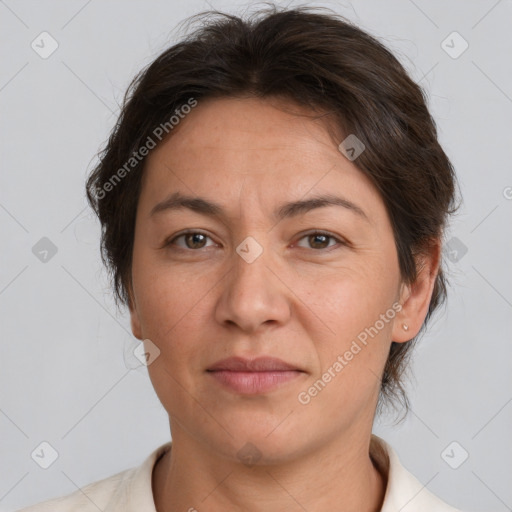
[164,229,347,252]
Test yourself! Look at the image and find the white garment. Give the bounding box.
[17,435,462,511]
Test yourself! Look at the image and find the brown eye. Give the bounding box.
[184,233,208,249]
[296,231,344,250]
[166,231,214,250]
[309,233,330,249]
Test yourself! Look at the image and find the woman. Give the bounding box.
[19,5,462,511]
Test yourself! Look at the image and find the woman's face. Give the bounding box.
[129,96,410,462]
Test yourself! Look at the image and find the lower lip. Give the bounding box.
[208,370,303,394]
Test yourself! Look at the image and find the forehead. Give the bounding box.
[139,96,385,222]
[149,96,341,161]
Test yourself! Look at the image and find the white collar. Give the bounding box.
[102,434,460,511]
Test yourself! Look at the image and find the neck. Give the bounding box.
[152,429,386,512]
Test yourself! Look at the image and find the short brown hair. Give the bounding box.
[85,5,458,418]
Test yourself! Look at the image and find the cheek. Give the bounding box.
[133,241,400,351]
[130,257,203,400]
[302,255,399,328]
[133,267,209,415]
[299,257,400,379]
[132,247,203,334]
[296,279,397,422]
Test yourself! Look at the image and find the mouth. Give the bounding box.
[206,356,305,394]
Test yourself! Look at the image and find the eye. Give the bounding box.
[295,231,345,251]
[165,230,346,252]
[165,230,216,250]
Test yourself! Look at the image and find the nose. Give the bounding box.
[214,239,291,334]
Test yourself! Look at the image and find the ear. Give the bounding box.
[392,240,441,343]
[127,284,143,340]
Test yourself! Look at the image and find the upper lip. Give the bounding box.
[207,356,301,372]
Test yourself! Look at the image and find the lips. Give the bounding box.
[207,356,300,372]
[207,356,305,394]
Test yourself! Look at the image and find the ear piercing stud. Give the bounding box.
[402,323,409,331]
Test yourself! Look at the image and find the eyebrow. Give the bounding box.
[150,191,369,222]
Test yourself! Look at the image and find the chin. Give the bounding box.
[201,418,307,466]
[230,436,303,466]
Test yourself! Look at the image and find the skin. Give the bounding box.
[128,96,440,512]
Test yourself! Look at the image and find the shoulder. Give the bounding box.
[15,468,134,512]
[16,442,172,512]
[371,435,465,512]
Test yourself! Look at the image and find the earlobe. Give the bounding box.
[392,242,441,343]
[128,288,143,340]
[130,308,143,340]
[392,282,413,344]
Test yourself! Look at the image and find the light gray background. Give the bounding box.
[1,0,511,510]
